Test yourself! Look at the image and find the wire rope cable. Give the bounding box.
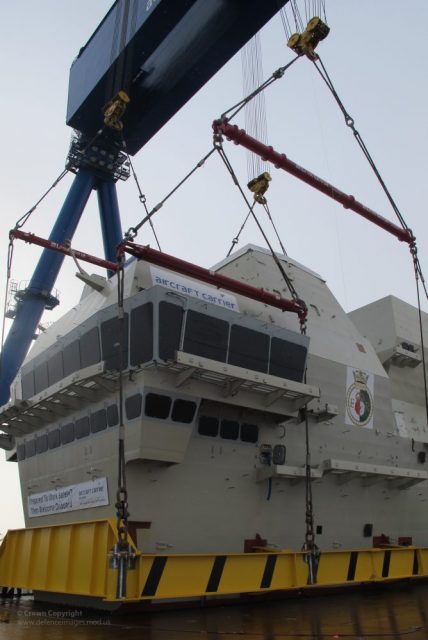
[214,140,305,317]
[312,54,428,428]
[226,32,290,258]
[313,56,409,231]
[412,247,428,428]
[226,207,255,257]
[13,169,68,231]
[124,147,216,242]
[263,202,288,255]
[221,56,300,124]
[241,33,269,180]
[0,241,15,381]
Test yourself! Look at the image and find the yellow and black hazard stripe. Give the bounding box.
[139,547,428,600]
[2,518,428,603]
[260,554,278,589]
[141,557,168,597]
[206,556,226,592]
[140,553,282,598]
[345,548,420,583]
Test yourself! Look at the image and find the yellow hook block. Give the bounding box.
[103,90,130,131]
[247,171,272,204]
[287,16,330,61]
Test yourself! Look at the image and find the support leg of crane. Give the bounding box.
[0,169,97,405]
[97,180,123,277]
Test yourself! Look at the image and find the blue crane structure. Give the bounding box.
[0,0,290,405]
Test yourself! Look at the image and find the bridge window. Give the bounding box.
[240,423,259,443]
[158,302,183,361]
[75,416,90,439]
[17,444,26,461]
[25,439,36,458]
[145,393,171,419]
[48,351,64,387]
[90,409,107,433]
[269,337,306,382]
[107,404,119,427]
[183,311,229,362]
[63,339,81,377]
[197,416,219,437]
[101,315,129,371]
[172,399,197,423]
[48,429,61,449]
[60,422,75,445]
[34,361,49,395]
[36,434,48,454]
[228,325,269,373]
[130,303,153,366]
[81,326,101,369]
[125,394,142,420]
[197,416,259,444]
[220,419,239,440]
[21,370,35,400]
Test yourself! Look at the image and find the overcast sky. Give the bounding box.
[0,1,427,533]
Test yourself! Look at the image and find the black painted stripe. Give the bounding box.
[206,556,226,593]
[347,551,358,581]
[260,554,277,589]
[413,550,419,576]
[141,556,167,597]
[382,550,391,578]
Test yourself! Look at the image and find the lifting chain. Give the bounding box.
[302,394,319,584]
[108,255,136,599]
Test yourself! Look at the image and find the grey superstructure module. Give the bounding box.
[1,245,427,553]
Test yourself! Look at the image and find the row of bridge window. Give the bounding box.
[17,393,197,461]
[21,301,307,400]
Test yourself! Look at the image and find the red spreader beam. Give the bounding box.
[213,120,414,245]
[10,231,306,320]
[10,230,118,272]
[124,242,306,319]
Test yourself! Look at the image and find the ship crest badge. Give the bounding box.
[345,368,374,428]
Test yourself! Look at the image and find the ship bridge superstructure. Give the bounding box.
[1,0,428,610]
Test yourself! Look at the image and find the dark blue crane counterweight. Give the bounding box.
[67,0,289,155]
